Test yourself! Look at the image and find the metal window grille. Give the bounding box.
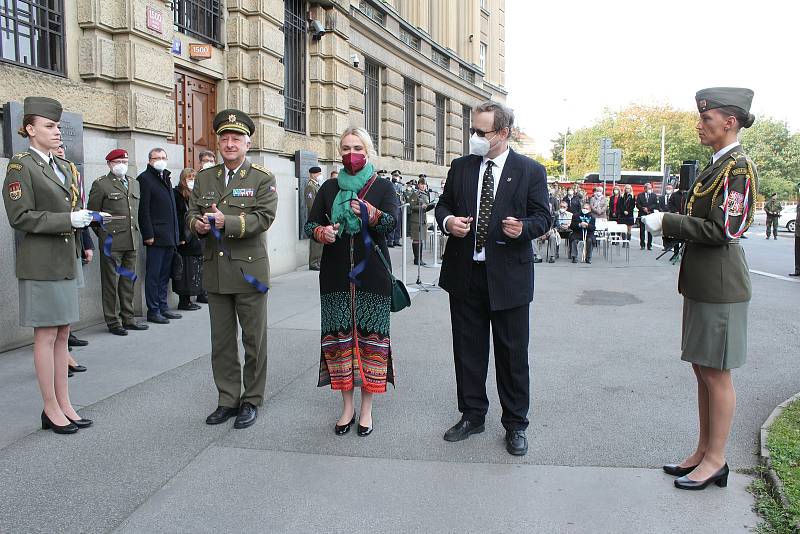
[459,65,475,84]
[173,0,222,46]
[283,0,306,134]
[403,78,415,161]
[432,48,450,70]
[0,0,65,75]
[358,0,385,26]
[435,94,445,166]
[399,27,420,50]
[364,59,380,152]
[462,104,471,156]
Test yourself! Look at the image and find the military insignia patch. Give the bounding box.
[232,188,255,197]
[725,191,745,216]
[239,169,246,178]
[307,192,313,199]
[8,162,23,172]
[229,114,237,123]
[8,181,21,201]
[731,167,748,175]
[698,99,707,110]
[269,185,276,192]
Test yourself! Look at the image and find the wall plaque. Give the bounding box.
[146,5,163,34]
[189,43,212,60]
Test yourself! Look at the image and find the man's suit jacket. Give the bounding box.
[636,191,658,219]
[137,165,179,247]
[435,149,551,311]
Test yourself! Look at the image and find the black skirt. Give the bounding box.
[172,255,203,296]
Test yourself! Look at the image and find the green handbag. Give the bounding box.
[374,245,411,312]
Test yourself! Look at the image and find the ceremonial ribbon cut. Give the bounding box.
[88,211,137,282]
[206,215,269,294]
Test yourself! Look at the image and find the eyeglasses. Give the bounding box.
[469,127,499,138]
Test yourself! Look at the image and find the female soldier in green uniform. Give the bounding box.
[643,87,758,490]
[2,97,96,434]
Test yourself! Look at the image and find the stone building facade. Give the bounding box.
[0,0,506,350]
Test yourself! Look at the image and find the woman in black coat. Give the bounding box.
[173,168,204,310]
[620,184,636,243]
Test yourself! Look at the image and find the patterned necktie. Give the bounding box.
[475,160,494,253]
[227,169,235,187]
[121,177,128,190]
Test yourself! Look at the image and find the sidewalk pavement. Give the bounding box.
[2,236,798,533]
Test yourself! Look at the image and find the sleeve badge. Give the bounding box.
[8,181,21,201]
[725,191,745,217]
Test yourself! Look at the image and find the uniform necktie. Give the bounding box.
[49,156,67,187]
[227,169,235,187]
[475,160,494,253]
[121,177,128,190]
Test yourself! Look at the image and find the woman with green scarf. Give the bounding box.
[304,127,399,437]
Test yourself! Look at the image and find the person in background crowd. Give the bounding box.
[173,168,204,310]
[563,186,576,212]
[533,222,558,264]
[589,186,607,220]
[3,96,95,433]
[791,194,800,277]
[555,200,573,259]
[608,186,622,223]
[330,169,339,181]
[304,166,323,270]
[620,184,636,245]
[636,183,658,250]
[388,170,404,247]
[88,148,148,335]
[198,150,216,171]
[138,148,182,324]
[570,201,596,264]
[408,176,433,265]
[764,193,782,240]
[548,185,560,215]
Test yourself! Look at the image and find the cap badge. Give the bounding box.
[229,114,237,123]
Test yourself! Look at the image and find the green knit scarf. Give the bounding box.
[331,163,374,235]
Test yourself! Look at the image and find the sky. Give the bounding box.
[505,0,800,156]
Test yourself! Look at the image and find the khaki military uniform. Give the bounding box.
[304,179,322,269]
[407,188,431,242]
[187,160,278,407]
[87,172,141,328]
[764,198,782,238]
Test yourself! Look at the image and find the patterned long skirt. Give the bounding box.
[318,287,394,393]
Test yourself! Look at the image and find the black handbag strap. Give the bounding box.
[373,245,397,281]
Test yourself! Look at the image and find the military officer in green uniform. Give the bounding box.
[187,109,278,429]
[642,87,758,491]
[408,175,433,265]
[304,165,323,270]
[763,193,782,240]
[87,149,148,335]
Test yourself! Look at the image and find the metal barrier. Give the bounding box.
[400,202,409,287]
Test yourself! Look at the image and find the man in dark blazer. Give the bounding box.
[137,147,182,324]
[436,101,551,456]
[636,183,658,250]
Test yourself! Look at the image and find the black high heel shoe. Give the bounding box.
[674,463,729,490]
[66,416,93,429]
[41,411,78,434]
[357,422,373,437]
[663,463,699,477]
[335,413,355,435]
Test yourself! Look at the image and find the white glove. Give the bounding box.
[70,209,94,229]
[642,212,664,236]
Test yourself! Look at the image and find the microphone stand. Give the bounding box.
[412,192,440,292]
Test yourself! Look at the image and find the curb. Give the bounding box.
[759,391,800,533]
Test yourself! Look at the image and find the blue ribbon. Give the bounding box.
[88,211,137,282]
[348,200,374,286]
[206,215,269,294]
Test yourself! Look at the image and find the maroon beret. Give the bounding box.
[105,149,128,161]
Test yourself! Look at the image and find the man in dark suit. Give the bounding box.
[636,183,658,250]
[138,147,182,324]
[436,101,551,456]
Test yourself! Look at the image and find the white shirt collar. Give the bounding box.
[29,146,52,163]
[712,141,740,164]
[482,147,510,169]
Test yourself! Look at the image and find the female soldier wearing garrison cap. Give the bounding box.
[642,87,758,491]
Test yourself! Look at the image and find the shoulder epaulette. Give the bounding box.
[11,152,30,160]
[250,163,273,176]
[196,165,221,179]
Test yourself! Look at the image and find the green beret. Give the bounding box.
[23,96,62,121]
[213,108,254,136]
[695,87,754,114]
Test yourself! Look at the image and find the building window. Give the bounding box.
[364,59,380,153]
[435,94,446,166]
[283,0,306,134]
[462,104,471,156]
[480,0,488,10]
[459,65,475,84]
[479,42,487,72]
[432,48,450,70]
[358,0,385,26]
[173,0,223,46]
[399,27,420,50]
[0,0,65,75]
[403,78,416,161]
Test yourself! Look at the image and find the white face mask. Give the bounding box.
[581,209,590,214]
[152,160,168,172]
[111,163,128,177]
[594,192,602,198]
[665,189,673,195]
[469,133,492,157]
[201,161,215,170]
[559,207,567,213]
[186,180,195,190]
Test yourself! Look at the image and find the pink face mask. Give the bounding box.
[342,152,367,174]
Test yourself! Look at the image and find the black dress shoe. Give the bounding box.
[663,463,698,477]
[357,423,373,436]
[309,266,321,271]
[68,364,87,373]
[196,294,208,303]
[41,411,78,434]
[547,257,555,263]
[108,326,128,336]
[205,406,238,425]
[147,313,170,324]
[571,258,578,264]
[789,272,800,277]
[177,303,201,311]
[505,430,528,456]
[234,402,258,429]
[66,416,93,429]
[68,368,74,378]
[123,322,149,330]
[68,334,89,347]
[533,257,543,263]
[443,419,485,442]
[674,463,729,490]
[335,413,356,435]
[161,311,182,320]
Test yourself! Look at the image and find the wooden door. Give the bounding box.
[173,70,217,168]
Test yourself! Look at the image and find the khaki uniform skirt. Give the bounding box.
[681,297,748,370]
[18,259,82,328]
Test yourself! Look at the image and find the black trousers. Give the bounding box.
[795,236,800,274]
[639,222,653,248]
[448,262,530,431]
[145,245,174,314]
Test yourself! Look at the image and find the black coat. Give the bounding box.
[570,211,596,236]
[137,165,179,247]
[636,191,658,219]
[607,194,624,221]
[435,149,552,311]
[174,187,203,256]
[619,194,636,225]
